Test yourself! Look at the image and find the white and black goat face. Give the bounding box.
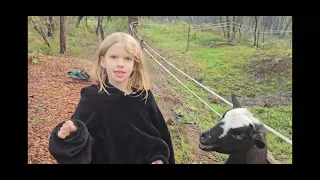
[199,95,266,154]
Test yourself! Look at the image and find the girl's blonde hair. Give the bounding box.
[91,32,150,101]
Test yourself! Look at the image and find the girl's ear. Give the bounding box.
[100,56,106,68]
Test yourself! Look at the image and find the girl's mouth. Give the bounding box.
[114,71,125,78]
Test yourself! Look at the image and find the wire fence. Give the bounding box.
[148,53,223,163]
[129,21,289,164]
[187,21,292,51]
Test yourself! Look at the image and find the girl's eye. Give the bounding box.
[125,58,132,61]
[110,56,117,59]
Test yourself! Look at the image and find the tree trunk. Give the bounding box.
[232,16,236,33]
[76,16,84,28]
[279,16,285,30]
[253,16,258,47]
[226,16,231,42]
[96,16,101,36]
[47,16,55,38]
[30,16,50,49]
[238,16,243,38]
[268,16,272,30]
[275,16,279,30]
[280,16,292,38]
[60,16,66,54]
[250,16,254,29]
[229,16,241,43]
[99,16,105,40]
[128,16,138,36]
[220,16,226,38]
[257,29,260,48]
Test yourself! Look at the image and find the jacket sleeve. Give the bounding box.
[49,86,97,164]
[147,90,175,164]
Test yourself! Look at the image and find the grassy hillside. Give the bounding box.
[138,19,292,163]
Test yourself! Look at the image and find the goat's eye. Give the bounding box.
[236,135,242,139]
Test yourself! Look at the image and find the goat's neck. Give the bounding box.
[225,145,268,164]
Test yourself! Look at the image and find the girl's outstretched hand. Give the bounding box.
[57,120,77,139]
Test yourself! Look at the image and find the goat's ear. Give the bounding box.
[231,94,241,108]
[252,133,265,149]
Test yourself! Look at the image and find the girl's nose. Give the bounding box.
[117,58,124,66]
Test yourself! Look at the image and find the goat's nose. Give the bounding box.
[200,136,207,143]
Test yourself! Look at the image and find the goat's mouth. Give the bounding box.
[199,142,217,151]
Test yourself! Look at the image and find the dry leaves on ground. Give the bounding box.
[28,55,93,164]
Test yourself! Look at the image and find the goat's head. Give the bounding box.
[199,94,267,154]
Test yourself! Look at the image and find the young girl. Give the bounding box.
[48,32,175,164]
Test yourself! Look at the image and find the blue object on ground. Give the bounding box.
[67,69,90,81]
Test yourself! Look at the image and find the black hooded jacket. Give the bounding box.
[48,83,175,164]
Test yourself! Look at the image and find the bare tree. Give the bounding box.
[29,16,50,49]
[76,16,85,28]
[226,16,231,42]
[280,16,292,38]
[229,16,241,43]
[46,16,55,38]
[238,16,244,38]
[232,16,236,33]
[279,16,285,30]
[257,29,260,48]
[253,16,258,47]
[128,16,138,36]
[60,16,66,54]
[99,16,105,40]
[220,16,226,38]
[96,16,102,36]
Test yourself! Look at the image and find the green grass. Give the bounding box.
[168,125,193,164]
[139,21,292,164]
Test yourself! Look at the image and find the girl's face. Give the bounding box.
[100,42,135,88]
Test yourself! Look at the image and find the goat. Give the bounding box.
[199,94,270,164]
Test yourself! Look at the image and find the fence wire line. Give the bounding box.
[130,22,282,164]
[130,21,292,145]
[144,47,225,163]
[191,26,292,34]
[149,57,197,126]
[145,43,278,164]
[149,56,226,163]
[131,22,225,163]
[148,57,191,164]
